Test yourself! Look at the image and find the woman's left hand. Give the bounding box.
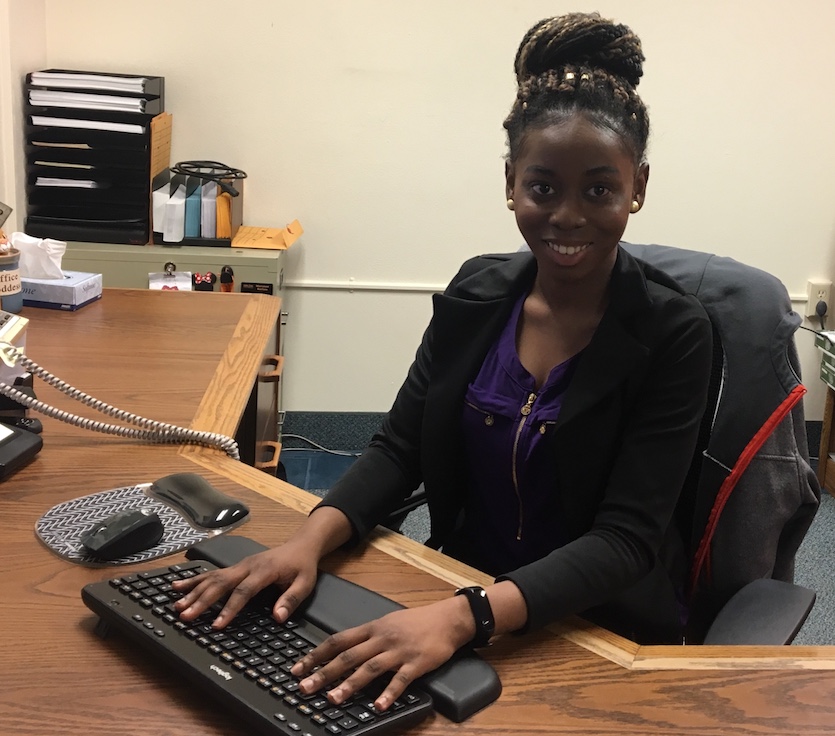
[291,596,476,712]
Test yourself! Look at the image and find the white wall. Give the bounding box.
[0,0,46,233]
[4,0,834,419]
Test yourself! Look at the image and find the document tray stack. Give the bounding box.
[24,69,170,245]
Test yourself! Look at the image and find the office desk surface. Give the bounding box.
[4,289,835,736]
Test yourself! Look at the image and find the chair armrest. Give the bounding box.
[384,486,427,531]
[702,578,815,645]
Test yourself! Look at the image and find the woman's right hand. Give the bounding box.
[172,539,319,629]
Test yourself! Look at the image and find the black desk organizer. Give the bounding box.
[23,69,168,245]
[151,169,244,248]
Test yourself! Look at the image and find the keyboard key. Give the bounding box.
[347,706,376,723]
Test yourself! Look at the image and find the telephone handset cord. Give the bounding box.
[0,343,240,460]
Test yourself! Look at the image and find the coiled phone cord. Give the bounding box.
[0,343,240,460]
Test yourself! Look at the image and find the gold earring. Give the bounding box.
[506,198,515,211]
[630,200,640,213]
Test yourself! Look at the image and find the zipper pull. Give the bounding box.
[520,392,536,416]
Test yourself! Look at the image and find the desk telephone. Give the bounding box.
[0,308,239,478]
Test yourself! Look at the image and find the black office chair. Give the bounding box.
[383,243,820,644]
[622,243,819,644]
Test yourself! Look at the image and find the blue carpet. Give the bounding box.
[792,491,835,644]
[281,448,359,495]
[280,448,431,542]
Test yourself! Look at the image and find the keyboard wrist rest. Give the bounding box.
[186,534,502,722]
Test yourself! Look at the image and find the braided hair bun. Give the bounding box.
[504,12,650,163]
[514,13,644,89]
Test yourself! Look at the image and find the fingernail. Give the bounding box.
[328,687,343,704]
[290,662,303,675]
[275,606,288,622]
[300,677,314,692]
[374,696,388,711]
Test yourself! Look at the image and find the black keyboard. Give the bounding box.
[82,561,434,736]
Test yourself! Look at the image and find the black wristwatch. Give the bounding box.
[455,585,495,648]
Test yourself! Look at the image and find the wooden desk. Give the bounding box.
[4,289,835,735]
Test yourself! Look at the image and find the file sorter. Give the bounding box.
[24,69,169,245]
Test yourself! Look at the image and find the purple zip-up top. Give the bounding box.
[450,292,579,576]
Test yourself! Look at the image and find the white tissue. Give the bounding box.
[11,232,66,279]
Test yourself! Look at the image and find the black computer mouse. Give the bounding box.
[80,507,164,560]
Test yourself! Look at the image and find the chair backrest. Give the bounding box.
[622,242,821,640]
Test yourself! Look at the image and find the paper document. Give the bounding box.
[184,183,202,238]
[163,183,187,242]
[216,192,232,238]
[30,72,149,93]
[31,115,145,134]
[34,161,94,169]
[232,221,304,250]
[152,184,169,234]
[35,177,99,188]
[30,90,147,113]
[200,181,217,238]
[31,141,92,150]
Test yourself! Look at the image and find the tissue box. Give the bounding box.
[21,271,102,311]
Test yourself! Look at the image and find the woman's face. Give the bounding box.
[506,114,648,284]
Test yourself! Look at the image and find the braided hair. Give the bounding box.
[504,12,650,165]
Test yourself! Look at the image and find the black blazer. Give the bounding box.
[323,247,713,642]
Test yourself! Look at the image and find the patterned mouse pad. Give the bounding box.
[36,483,246,567]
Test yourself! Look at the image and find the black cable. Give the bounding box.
[170,160,247,197]
[798,323,834,346]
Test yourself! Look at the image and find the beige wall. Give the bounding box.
[2,0,834,420]
[0,0,46,233]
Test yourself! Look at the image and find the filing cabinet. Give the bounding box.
[61,241,284,293]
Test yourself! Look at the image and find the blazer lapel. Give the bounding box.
[428,252,537,404]
[421,254,535,529]
[555,249,654,430]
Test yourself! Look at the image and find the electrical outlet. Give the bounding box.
[806,279,833,317]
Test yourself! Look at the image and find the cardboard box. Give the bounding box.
[21,271,102,311]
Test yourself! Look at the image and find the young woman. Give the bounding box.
[174,12,713,713]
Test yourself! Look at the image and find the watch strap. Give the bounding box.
[455,585,495,648]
